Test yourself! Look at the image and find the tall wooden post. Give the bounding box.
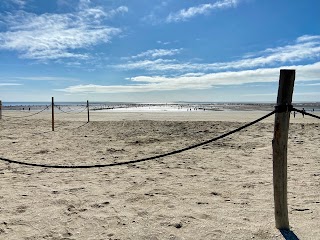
[87,100,90,123]
[52,97,54,131]
[273,69,295,230]
[0,100,2,120]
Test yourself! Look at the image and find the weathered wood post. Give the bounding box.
[273,69,295,230]
[52,97,54,131]
[0,100,2,120]
[87,100,90,123]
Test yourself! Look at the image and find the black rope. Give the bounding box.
[73,121,89,129]
[0,110,276,169]
[2,106,49,119]
[292,108,320,120]
[55,105,88,114]
[274,104,320,120]
[274,104,293,113]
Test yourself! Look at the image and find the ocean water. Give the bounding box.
[2,102,319,112]
[2,102,126,106]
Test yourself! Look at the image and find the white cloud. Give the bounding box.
[157,40,171,45]
[108,6,128,18]
[0,2,126,60]
[297,35,320,43]
[116,35,320,72]
[57,62,320,94]
[9,0,26,8]
[13,76,78,81]
[126,48,182,60]
[0,83,22,86]
[297,82,320,86]
[166,0,240,23]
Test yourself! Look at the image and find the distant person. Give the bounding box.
[302,108,305,118]
[293,111,296,118]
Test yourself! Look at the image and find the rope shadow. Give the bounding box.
[280,229,300,240]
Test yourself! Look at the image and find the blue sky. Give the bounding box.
[0,0,319,103]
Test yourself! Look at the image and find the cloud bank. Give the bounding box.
[57,35,320,94]
[57,62,320,94]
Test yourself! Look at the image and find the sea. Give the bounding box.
[1,101,320,112]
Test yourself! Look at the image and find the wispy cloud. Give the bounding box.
[0,83,22,86]
[13,76,78,81]
[125,48,183,60]
[297,35,320,43]
[116,35,320,72]
[57,62,320,94]
[166,0,240,23]
[0,2,127,60]
[9,0,26,8]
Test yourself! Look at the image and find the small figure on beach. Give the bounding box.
[302,108,305,118]
[293,111,296,118]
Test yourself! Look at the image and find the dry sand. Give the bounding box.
[0,109,319,239]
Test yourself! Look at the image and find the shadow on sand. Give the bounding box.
[280,229,300,240]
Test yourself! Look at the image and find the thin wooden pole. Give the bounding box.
[272,69,295,230]
[0,100,2,120]
[87,100,90,123]
[52,97,54,131]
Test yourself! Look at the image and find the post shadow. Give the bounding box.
[280,229,300,240]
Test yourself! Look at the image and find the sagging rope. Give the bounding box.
[2,106,49,119]
[55,105,88,114]
[31,121,90,135]
[0,110,276,169]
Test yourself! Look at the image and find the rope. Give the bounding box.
[55,105,88,114]
[2,106,49,119]
[292,108,320,120]
[31,121,89,135]
[274,104,293,113]
[0,110,276,169]
[73,121,89,129]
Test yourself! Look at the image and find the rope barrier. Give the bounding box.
[55,105,88,114]
[31,122,90,135]
[292,108,320,120]
[274,104,320,120]
[0,110,276,169]
[2,106,49,119]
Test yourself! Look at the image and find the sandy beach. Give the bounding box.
[0,106,319,239]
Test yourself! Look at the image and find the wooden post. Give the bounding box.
[87,100,90,123]
[273,69,295,230]
[0,100,2,120]
[52,97,54,131]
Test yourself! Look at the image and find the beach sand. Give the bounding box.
[0,109,319,239]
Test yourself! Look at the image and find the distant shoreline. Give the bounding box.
[2,102,320,112]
